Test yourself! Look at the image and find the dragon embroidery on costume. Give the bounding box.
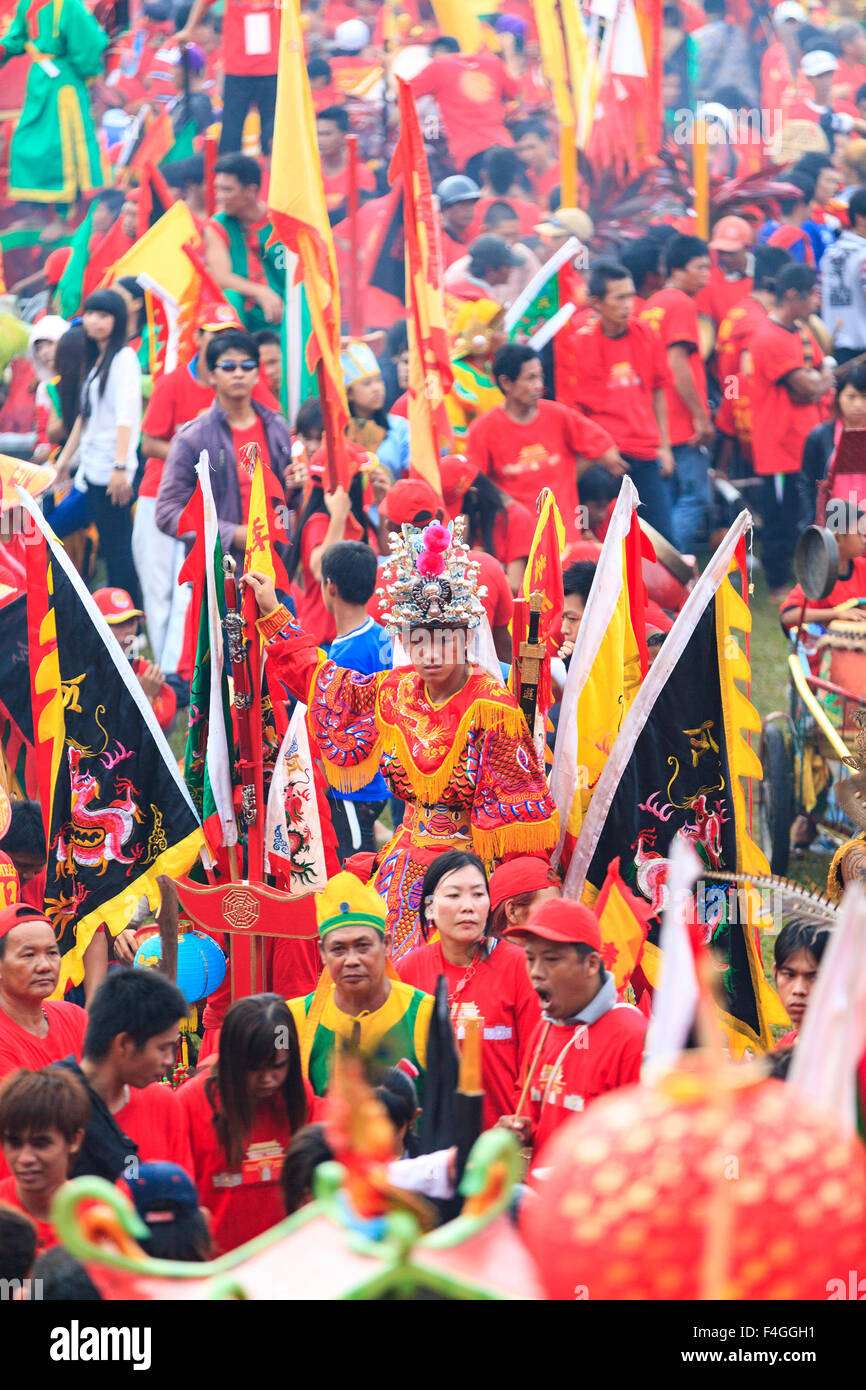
[53,747,144,877]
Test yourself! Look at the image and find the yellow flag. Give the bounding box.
[533,0,573,129]
[268,0,348,474]
[107,201,200,305]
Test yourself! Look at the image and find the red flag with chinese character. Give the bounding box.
[390,78,453,500]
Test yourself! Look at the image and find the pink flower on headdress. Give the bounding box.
[422,523,450,554]
[417,549,446,577]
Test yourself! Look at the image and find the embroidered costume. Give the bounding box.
[0,0,107,204]
[261,520,558,955]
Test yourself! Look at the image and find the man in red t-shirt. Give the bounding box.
[713,244,791,472]
[748,262,834,597]
[410,38,520,175]
[466,344,623,542]
[513,118,560,210]
[52,967,194,1182]
[695,215,754,329]
[156,328,292,566]
[498,898,647,1170]
[135,301,276,673]
[0,905,87,1081]
[574,260,675,541]
[639,234,714,556]
[316,105,378,218]
[177,0,280,153]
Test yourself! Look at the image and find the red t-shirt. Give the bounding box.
[230,418,270,522]
[834,59,866,104]
[713,294,768,446]
[787,97,859,123]
[525,162,561,207]
[469,196,544,240]
[440,226,470,269]
[140,362,213,498]
[748,317,824,476]
[205,0,280,77]
[410,51,520,168]
[0,1176,59,1254]
[114,1083,195,1176]
[0,1001,87,1080]
[178,1070,316,1253]
[639,288,708,448]
[695,264,754,329]
[296,512,336,647]
[780,555,866,626]
[321,158,377,215]
[523,1003,648,1167]
[475,549,514,630]
[572,318,671,460]
[398,938,541,1129]
[488,499,536,567]
[466,400,614,541]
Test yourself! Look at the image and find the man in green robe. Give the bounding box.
[203,152,285,333]
[0,0,108,204]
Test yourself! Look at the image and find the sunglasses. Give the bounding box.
[215,359,258,373]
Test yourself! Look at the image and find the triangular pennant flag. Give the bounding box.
[265,702,328,892]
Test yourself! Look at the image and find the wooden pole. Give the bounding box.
[346,133,362,338]
[559,123,577,208]
[694,115,709,239]
[155,875,179,984]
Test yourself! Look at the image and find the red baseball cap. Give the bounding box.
[709,215,753,252]
[438,455,477,518]
[197,301,243,333]
[488,856,556,913]
[93,587,144,624]
[503,897,602,950]
[43,246,72,287]
[382,478,440,526]
[0,903,53,942]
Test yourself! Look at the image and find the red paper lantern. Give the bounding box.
[521,1062,866,1300]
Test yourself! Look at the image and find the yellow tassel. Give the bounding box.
[471,810,560,865]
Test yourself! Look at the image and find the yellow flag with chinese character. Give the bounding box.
[241,443,289,592]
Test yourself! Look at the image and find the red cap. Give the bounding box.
[503,897,602,949]
[44,246,72,287]
[197,301,243,333]
[382,478,440,525]
[438,455,477,518]
[93,587,144,624]
[709,215,753,251]
[0,903,53,942]
[488,856,556,913]
[342,851,378,883]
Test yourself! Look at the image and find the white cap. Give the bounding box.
[334,18,370,52]
[800,48,838,77]
[773,1,807,26]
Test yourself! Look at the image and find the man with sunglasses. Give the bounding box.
[156,329,292,564]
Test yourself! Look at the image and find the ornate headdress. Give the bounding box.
[376,518,487,632]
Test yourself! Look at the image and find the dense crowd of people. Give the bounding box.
[0,0,865,1302]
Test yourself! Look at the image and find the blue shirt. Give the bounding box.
[326,617,392,801]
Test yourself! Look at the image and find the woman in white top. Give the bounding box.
[54,289,143,603]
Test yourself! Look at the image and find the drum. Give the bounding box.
[639,519,695,613]
[817,619,866,739]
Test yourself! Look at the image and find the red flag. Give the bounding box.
[390,78,453,499]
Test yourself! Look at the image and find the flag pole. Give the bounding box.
[317,361,341,493]
[346,133,362,337]
[694,114,710,239]
[560,123,577,207]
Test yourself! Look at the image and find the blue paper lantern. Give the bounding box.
[133,929,227,1006]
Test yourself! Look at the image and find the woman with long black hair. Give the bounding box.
[397,850,541,1128]
[52,289,143,603]
[178,994,315,1255]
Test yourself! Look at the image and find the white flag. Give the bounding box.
[265,702,328,892]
